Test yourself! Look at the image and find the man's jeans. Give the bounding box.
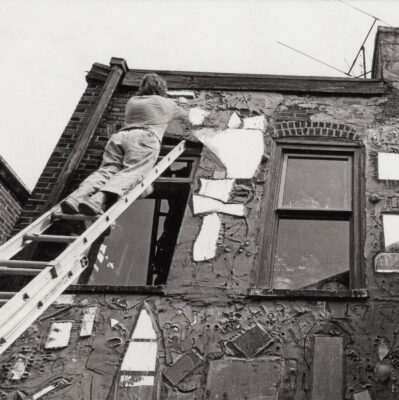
[78,129,161,198]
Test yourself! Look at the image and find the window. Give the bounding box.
[258,139,363,291]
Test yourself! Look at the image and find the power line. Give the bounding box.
[336,0,392,27]
[277,41,352,77]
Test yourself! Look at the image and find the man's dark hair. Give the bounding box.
[137,73,168,96]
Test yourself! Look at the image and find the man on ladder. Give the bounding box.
[61,73,206,216]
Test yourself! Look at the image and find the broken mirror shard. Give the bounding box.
[273,219,350,290]
[192,195,245,216]
[311,336,344,400]
[45,322,72,349]
[281,156,351,209]
[378,152,399,180]
[375,253,399,272]
[163,350,202,386]
[192,128,264,178]
[79,306,97,337]
[205,358,282,400]
[198,178,234,203]
[229,324,274,357]
[117,307,157,399]
[193,213,221,261]
[383,214,399,250]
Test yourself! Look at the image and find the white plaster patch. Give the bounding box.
[53,295,75,305]
[192,195,245,216]
[121,341,157,371]
[132,308,156,340]
[45,322,72,349]
[111,318,119,328]
[189,108,209,125]
[198,179,234,203]
[120,375,154,387]
[193,213,221,262]
[383,214,399,250]
[167,90,195,99]
[378,152,399,180]
[228,112,241,129]
[243,115,266,131]
[9,356,27,380]
[79,306,97,337]
[192,128,264,178]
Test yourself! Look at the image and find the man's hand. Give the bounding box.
[189,108,209,126]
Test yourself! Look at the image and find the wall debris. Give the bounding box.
[192,213,221,261]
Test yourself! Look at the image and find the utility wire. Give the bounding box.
[277,41,352,77]
[336,0,392,27]
[347,18,377,75]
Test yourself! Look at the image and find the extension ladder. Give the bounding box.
[0,140,186,356]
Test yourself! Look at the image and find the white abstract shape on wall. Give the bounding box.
[228,112,241,129]
[192,195,245,217]
[193,213,221,261]
[132,307,157,340]
[45,322,72,349]
[243,115,267,131]
[167,90,195,99]
[119,307,157,389]
[192,128,264,178]
[189,108,210,125]
[198,178,234,203]
[378,152,399,180]
[383,214,399,250]
[80,306,97,337]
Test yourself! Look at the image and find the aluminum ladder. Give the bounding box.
[0,140,186,356]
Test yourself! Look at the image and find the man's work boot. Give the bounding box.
[60,188,94,214]
[78,191,108,216]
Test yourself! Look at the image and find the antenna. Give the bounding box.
[277,41,352,77]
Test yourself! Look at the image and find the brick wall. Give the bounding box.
[13,80,104,233]
[0,179,24,244]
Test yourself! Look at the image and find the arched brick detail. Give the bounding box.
[273,121,360,141]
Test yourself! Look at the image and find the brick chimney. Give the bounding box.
[372,26,399,83]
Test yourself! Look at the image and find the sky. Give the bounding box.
[0,0,398,190]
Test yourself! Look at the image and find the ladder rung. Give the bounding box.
[0,260,49,269]
[24,234,77,243]
[0,267,43,276]
[51,212,99,222]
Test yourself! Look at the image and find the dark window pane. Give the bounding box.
[160,159,194,179]
[273,219,350,290]
[282,157,351,209]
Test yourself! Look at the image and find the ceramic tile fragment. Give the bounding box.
[192,195,245,216]
[111,318,119,328]
[375,253,399,272]
[121,341,157,371]
[167,90,195,99]
[378,152,399,180]
[198,179,234,203]
[53,295,75,305]
[353,390,372,400]
[228,112,241,128]
[120,375,154,387]
[192,128,264,178]
[243,115,266,131]
[9,355,27,380]
[229,324,274,357]
[79,306,97,337]
[205,358,281,400]
[378,338,390,361]
[383,214,399,249]
[193,213,221,261]
[163,351,202,385]
[45,322,72,349]
[189,108,210,125]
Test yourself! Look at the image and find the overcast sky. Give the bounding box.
[1,0,398,190]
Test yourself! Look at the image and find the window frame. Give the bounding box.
[256,138,364,291]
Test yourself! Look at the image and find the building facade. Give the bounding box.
[2,26,399,399]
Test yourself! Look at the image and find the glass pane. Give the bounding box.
[282,156,351,209]
[273,219,350,290]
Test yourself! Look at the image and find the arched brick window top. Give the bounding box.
[273,121,360,142]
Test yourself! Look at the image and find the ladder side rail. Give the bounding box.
[51,140,186,275]
[0,140,186,355]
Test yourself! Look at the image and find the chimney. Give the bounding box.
[372,26,399,82]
